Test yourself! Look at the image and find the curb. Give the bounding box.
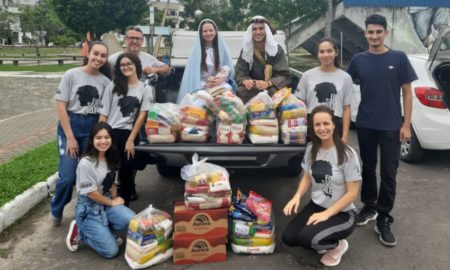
[0,172,58,233]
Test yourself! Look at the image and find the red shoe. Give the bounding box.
[66,220,80,252]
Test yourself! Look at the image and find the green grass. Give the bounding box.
[0,64,78,72]
[0,141,58,208]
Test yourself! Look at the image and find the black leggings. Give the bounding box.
[282,201,355,251]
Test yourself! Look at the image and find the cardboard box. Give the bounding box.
[174,201,228,238]
[173,234,226,264]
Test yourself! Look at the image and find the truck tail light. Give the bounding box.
[414,87,447,109]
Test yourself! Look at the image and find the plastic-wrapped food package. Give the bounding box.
[246,91,279,144]
[146,103,181,143]
[278,94,307,144]
[125,205,173,269]
[271,87,292,109]
[210,91,247,144]
[228,189,275,254]
[179,91,213,142]
[181,154,232,210]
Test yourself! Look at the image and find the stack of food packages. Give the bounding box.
[181,154,232,210]
[209,90,247,144]
[145,103,181,143]
[229,189,275,254]
[125,205,173,269]
[246,91,279,144]
[278,94,308,144]
[179,91,213,142]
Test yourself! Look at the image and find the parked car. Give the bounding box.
[351,26,450,163]
[136,30,305,177]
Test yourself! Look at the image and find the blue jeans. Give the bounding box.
[50,112,98,219]
[76,195,135,258]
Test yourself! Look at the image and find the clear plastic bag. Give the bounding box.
[146,103,181,143]
[125,205,173,268]
[181,154,231,210]
[179,91,213,142]
[246,91,279,144]
[278,94,307,144]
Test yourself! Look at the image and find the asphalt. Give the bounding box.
[0,72,62,232]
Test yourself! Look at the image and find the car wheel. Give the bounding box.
[400,127,424,163]
[156,164,181,178]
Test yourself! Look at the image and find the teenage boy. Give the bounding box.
[347,14,417,247]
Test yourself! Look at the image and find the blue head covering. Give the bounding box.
[177,19,235,103]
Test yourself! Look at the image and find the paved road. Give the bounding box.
[0,74,60,164]
[1,130,449,270]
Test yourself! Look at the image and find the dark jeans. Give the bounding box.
[282,201,355,251]
[357,127,400,220]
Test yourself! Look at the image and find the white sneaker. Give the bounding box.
[320,239,349,267]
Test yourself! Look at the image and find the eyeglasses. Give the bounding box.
[120,62,134,69]
[126,36,143,41]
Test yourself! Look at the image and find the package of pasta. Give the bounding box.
[271,87,291,109]
[125,205,173,268]
[246,91,278,144]
[146,103,181,143]
[278,94,307,144]
[179,91,213,142]
[181,154,231,210]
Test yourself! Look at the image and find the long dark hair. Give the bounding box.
[82,41,112,79]
[316,37,340,68]
[309,105,351,165]
[112,52,142,96]
[84,122,120,171]
[199,19,220,73]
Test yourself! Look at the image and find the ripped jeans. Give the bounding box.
[75,195,135,258]
[51,112,97,219]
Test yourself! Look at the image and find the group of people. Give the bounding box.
[49,13,416,267]
[283,13,417,267]
[51,26,169,258]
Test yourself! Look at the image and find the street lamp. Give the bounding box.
[148,4,155,54]
[194,9,203,18]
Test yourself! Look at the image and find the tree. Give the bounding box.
[20,0,65,47]
[181,0,326,32]
[0,7,14,44]
[181,0,249,31]
[50,0,148,38]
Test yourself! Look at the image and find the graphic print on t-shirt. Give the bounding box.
[76,85,100,114]
[102,171,116,195]
[311,160,333,198]
[314,82,337,111]
[118,96,140,124]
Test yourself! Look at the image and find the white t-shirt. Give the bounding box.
[99,81,153,130]
[54,67,110,114]
[108,51,166,75]
[296,67,353,117]
[302,144,361,212]
[76,157,118,196]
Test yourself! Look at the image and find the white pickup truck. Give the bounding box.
[136,30,305,177]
